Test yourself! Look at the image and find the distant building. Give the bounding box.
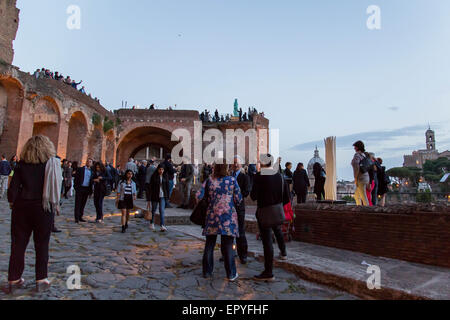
[307,147,325,187]
[403,127,450,168]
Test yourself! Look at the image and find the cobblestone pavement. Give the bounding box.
[0,196,357,300]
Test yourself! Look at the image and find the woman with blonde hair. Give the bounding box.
[2,135,62,294]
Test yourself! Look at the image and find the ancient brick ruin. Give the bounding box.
[0,0,269,166]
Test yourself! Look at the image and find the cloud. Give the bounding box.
[388,106,400,111]
[290,124,426,151]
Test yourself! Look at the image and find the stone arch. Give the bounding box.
[87,126,104,162]
[116,126,179,167]
[32,96,61,149]
[66,111,88,163]
[0,76,24,157]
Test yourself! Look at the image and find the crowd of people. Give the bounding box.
[32,68,100,103]
[0,134,391,293]
[200,107,264,123]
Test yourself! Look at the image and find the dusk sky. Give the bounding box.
[13,0,450,180]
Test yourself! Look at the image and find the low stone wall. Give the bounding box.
[293,203,450,268]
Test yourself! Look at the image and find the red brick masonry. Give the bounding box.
[293,208,450,268]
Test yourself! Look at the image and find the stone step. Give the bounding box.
[167,224,450,301]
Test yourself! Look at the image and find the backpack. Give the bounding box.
[359,153,373,174]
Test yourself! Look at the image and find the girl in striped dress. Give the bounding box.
[116,170,137,233]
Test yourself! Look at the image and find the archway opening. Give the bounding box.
[0,77,24,157]
[116,126,178,167]
[32,97,60,149]
[67,111,88,163]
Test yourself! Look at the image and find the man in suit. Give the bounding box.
[293,163,310,204]
[73,158,94,223]
[178,158,194,209]
[232,156,250,264]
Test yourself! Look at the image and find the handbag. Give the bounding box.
[190,179,210,227]
[257,175,286,228]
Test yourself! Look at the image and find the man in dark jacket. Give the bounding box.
[73,158,94,223]
[178,159,194,209]
[250,154,289,281]
[0,154,12,199]
[163,154,176,208]
[232,156,250,264]
[293,163,310,204]
[137,160,148,199]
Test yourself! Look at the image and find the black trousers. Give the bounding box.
[296,189,308,204]
[93,192,105,221]
[257,220,286,276]
[74,187,90,222]
[8,201,54,281]
[236,209,248,261]
[63,185,71,198]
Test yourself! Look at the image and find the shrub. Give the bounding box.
[92,113,102,126]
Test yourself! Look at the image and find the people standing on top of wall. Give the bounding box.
[293,163,310,204]
[149,164,170,232]
[376,158,389,207]
[351,141,370,206]
[3,135,62,294]
[73,158,94,223]
[162,154,176,208]
[92,162,111,224]
[116,170,137,233]
[178,158,194,209]
[313,162,326,201]
[0,154,12,199]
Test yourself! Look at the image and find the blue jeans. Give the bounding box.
[151,197,166,226]
[167,180,174,204]
[203,235,236,279]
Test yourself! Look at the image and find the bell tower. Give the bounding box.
[426,126,436,151]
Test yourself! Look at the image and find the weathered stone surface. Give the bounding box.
[0,197,357,300]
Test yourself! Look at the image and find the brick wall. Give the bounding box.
[293,208,450,268]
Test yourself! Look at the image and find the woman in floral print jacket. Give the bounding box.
[196,161,243,282]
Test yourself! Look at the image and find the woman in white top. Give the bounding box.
[116,170,137,233]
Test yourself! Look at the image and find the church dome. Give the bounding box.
[307,147,325,177]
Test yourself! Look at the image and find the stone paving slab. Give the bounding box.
[169,224,450,300]
[0,197,356,300]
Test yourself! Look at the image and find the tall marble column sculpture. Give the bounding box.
[324,136,337,201]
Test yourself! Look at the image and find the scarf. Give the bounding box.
[43,157,62,213]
